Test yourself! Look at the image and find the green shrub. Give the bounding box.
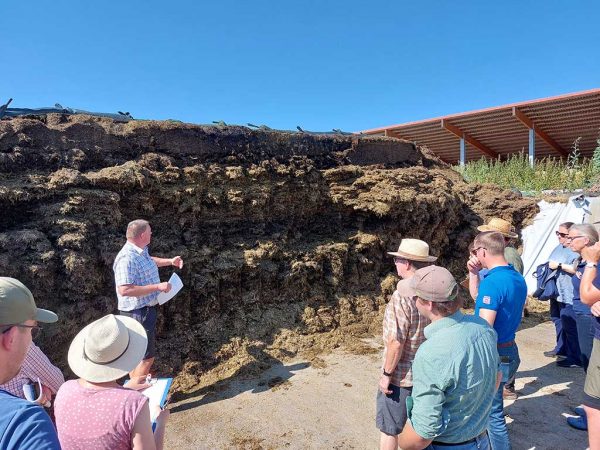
[455,151,597,192]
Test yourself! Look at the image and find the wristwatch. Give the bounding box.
[558,263,562,270]
[586,262,598,268]
[382,369,393,377]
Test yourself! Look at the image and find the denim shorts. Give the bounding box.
[376,384,412,436]
[120,306,157,359]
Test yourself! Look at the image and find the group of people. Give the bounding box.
[0,219,182,449]
[377,217,600,450]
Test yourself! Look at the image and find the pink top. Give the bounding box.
[0,343,65,397]
[54,379,148,450]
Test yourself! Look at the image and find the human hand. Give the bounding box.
[126,374,151,391]
[38,385,52,407]
[153,405,170,424]
[548,260,558,270]
[582,243,600,264]
[379,374,392,395]
[171,256,183,269]
[591,302,600,317]
[467,255,482,274]
[157,282,172,293]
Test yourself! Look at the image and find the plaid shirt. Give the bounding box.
[113,241,160,311]
[0,343,64,397]
[382,280,430,387]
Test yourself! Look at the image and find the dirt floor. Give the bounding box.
[165,314,590,450]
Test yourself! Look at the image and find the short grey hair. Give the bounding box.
[126,219,150,239]
[570,224,599,245]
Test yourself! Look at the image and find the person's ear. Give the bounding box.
[0,328,16,351]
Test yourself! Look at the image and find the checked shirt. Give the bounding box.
[382,279,429,387]
[113,242,160,311]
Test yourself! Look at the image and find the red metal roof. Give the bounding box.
[361,89,600,164]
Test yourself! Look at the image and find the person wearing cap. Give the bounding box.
[468,231,527,450]
[397,266,500,450]
[113,219,184,378]
[0,277,61,450]
[54,314,170,450]
[377,239,436,450]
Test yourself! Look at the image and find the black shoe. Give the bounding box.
[557,359,582,368]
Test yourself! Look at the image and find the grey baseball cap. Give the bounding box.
[399,266,458,302]
[0,277,58,325]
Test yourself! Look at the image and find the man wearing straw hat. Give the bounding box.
[377,238,436,450]
[0,277,61,449]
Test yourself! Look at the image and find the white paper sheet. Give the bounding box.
[157,272,183,305]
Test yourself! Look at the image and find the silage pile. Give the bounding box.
[0,114,537,393]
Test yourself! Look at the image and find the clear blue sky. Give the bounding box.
[2,1,599,131]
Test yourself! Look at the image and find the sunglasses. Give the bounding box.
[1,324,42,340]
[393,257,407,264]
[470,246,487,256]
[555,231,569,238]
[565,235,586,242]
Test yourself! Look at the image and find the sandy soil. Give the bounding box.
[165,320,589,450]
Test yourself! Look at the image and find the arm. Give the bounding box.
[22,344,65,395]
[478,309,497,327]
[118,283,170,297]
[379,338,403,394]
[132,403,170,450]
[151,256,183,269]
[580,244,600,305]
[467,256,482,300]
[397,421,433,450]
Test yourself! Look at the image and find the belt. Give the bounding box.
[432,431,487,446]
[497,340,515,348]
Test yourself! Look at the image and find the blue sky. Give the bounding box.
[1,1,599,131]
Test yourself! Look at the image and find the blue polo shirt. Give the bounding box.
[0,390,60,450]
[475,265,527,344]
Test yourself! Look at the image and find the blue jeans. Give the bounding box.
[576,313,595,372]
[488,343,520,450]
[550,298,566,355]
[426,433,490,450]
[560,304,582,364]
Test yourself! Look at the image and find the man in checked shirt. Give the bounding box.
[114,219,183,378]
[377,238,437,450]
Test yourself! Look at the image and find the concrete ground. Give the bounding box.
[165,321,589,449]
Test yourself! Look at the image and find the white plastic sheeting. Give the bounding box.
[522,195,596,294]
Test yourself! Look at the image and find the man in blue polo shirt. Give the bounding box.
[468,231,527,450]
[0,277,61,450]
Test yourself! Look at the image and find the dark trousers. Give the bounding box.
[576,313,595,372]
[560,304,582,364]
[550,298,567,355]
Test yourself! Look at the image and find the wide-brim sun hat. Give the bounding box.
[68,314,147,383]
[387,238,437,262]
[477,217,518,239]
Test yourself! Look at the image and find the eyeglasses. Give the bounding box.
[470,246,487,256]
[555,231,569,238]
[0,324,42,340]
[393,257,407,264]
[565,235,586,242]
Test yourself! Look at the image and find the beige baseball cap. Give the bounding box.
[0,277,58,326]
[398,266,458,302]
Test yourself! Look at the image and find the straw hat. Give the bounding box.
[387,238,437,262]
[68,314,147,383]
[477,217,518,239]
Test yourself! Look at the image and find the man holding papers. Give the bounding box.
[113,219,184,378]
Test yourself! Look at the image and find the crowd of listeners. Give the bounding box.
[3,216,600,449]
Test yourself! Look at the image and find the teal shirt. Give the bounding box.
[407,311,499,443]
